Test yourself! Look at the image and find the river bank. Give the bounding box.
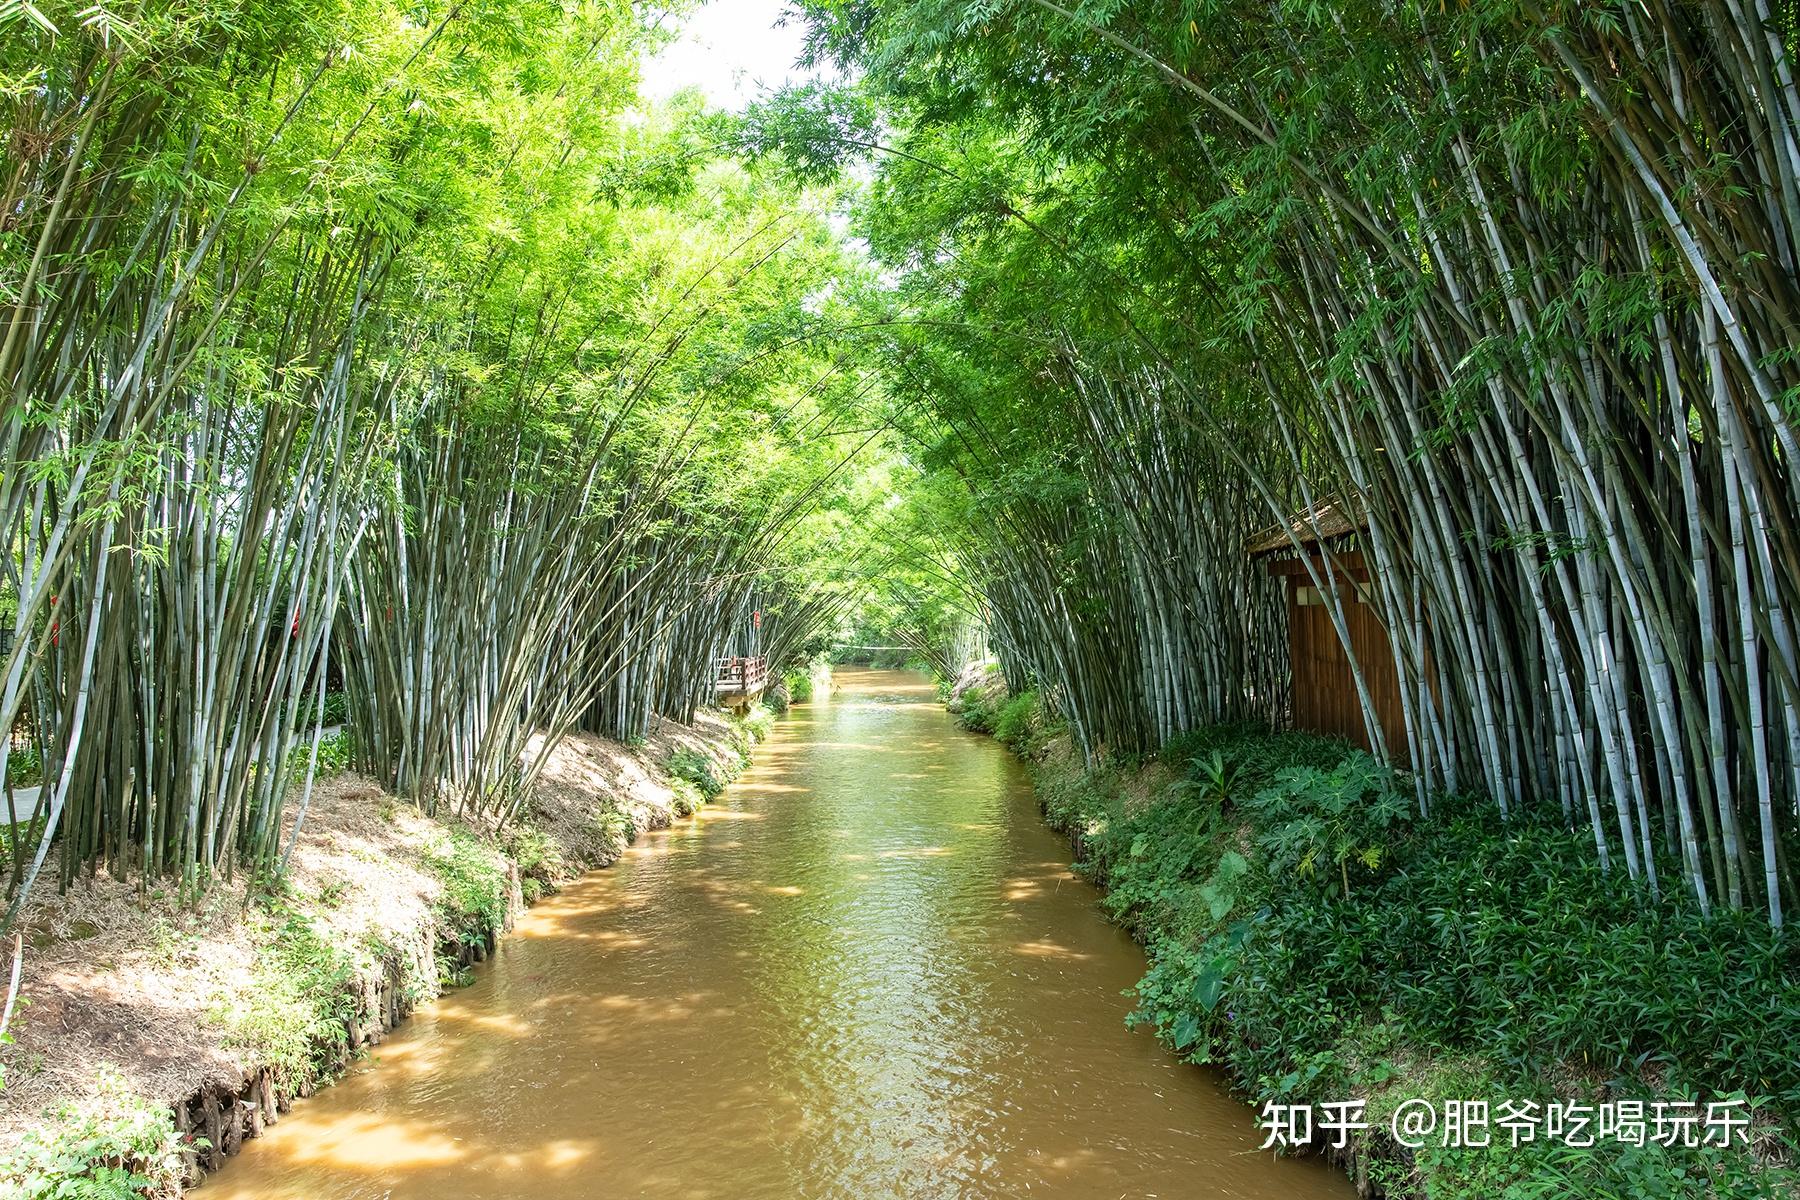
[194,667,1350,1200]
[0,710,761,1197]
[948,666,1800,1200]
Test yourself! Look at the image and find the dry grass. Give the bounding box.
[521,710,739,879]
[0,774,459,1145]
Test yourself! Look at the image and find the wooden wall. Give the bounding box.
[1268,551,1411,764]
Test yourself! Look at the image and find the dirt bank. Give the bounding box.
[0,710,753,1195]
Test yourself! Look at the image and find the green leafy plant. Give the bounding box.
[1189,751,1246,807]
[992,689,1053,758]
[424,825,511,948]
[953,686,1004,734]
[280,729,354,786]
[668,747,726,802]
[5,744,42,790]
[669,778,704,818]
[591,806,639,863]
[0,1074,187,1200]
[505,825,562,905]
[1046,724,1800,1196]
[782,668,815,704]
[214,903,364,1085]
[1245,753,1411,899]
[738,703,776,743]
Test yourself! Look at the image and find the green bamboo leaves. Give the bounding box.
[808,0,1800,926]
[0,0,882,920]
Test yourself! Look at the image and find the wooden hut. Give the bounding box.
[1247,502,1411,763]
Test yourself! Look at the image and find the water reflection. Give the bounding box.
[208,669,1350,1199]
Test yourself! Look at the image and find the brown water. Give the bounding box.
[210,670,1351,1200]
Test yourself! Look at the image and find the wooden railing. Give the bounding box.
[713,655,768,695]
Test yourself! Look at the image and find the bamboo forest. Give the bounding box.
[2,0,1799,1197]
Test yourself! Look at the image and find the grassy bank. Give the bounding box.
[768,660,832,715]
[953,679,1800,1199]
[0,707,772,1199]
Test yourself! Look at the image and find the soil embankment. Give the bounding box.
[0,712,752,1193]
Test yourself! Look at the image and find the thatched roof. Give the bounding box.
[1245,499,1363,558]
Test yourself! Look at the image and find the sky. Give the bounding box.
[639,0,820,111]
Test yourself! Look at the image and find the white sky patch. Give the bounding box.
[640,0,820,111]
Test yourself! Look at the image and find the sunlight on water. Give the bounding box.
[207,669,1352,1200]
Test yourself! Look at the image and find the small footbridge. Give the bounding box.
[714,656,769,710]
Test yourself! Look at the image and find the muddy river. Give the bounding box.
[209,669,1350,1199]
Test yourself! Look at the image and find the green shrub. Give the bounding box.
[424,827,510,987]
[214,902,365,1085]
[991,689,1033,745]
[320,689,349,727]
[992,690,1055,758]
[669,747,726,801]
[317,729,353,774]
[1389,1124,1794,1200]
[1046,726,1800,1197]
[0,1075,187,1200]
[505,824,562,905]
[739,703,776,743]
[5,743,42,789]
[840,646,914,669]
[591,806,637,863]
[1241,752,1411,899]
[1159,722,1351,782]
[281,728,354,784]
[783,668,815,704]
[669,778,704,818]
[954,687,1002,733]
[955,678,1062,755]
[424,825,511,947]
